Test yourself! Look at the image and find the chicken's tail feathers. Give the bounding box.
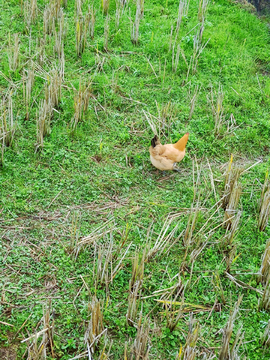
[151,135,160,148]
[173,132,189,151]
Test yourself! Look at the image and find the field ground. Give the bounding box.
[1,0,270,359]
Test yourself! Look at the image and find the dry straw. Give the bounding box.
[21,300,55,359]
[188,84,200,120]
[129,249,145,292]
[262,320,270,349]
[131,0,144,44]
[88,4,96,39]
[84,296,106,355]
[23,64,35,120]
[177,315,199,360]
[71,81,91,132]
[8,33,20,72]
[53,8,65,58]
[126,281,142,326]
[222,155,242,229]
[259,275,270,311]
[36,69,62,150]
[145,217,179,262]
[258,239,270,286]
[0,93,16,166]
[1,92,16,148]
[128,314,151,360]
[198,0,208,22]
[219,295,244,360]
[258,170,270,231]
[102,0,110,15]
[23,0,37,27]
[207,83,226,136]
[104,16,110,51]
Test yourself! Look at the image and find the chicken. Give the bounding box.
[149,133,189,171]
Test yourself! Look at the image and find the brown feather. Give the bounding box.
[173,133,189,151]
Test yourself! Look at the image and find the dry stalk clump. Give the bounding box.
[69,211,81,251]
[212,272,226,305]
[43,4,55,37]
[45,69,62,109]
[155,100,177,139]
[23,300,55,359]
[36,69,62,150]
[222,155,241,208]
[222,211,241,271]
[71,81,91,131]
[207,83,226,136]
[131,0,144,44]
[36,37,46,66]
[127,314,151,360]
[85,296,106,355]
[164,298,184,332]
[23,64,35,120]
[74,219,116,256]
[145,217,179,262]
[188,84,200,120]
[115,0,124,29]
[154,277,186,332]
[258,239,270,286]
[36,98,53,150]
[129,249,145,292]
[183,199,200,248]
[172,44,180,73]
[49,0,62,20]
[173,0,189,45]
[0,93,16,149]
[258,171,270,231]
[8,33,20,72]
[23,0,37,27]
[102,0,110,15]
[53,8,65,58]
[198,0,208,22]
[177,315,199,360]
[75,12,90,57]
[126,249,145,326]
[222,210,241,248]
[183,26,209,79]
[43,0,62,41]
[224,181,241,229]
[104,16,110,51]
[143,103,176,146]
[88,4,96,39]
[259,275,270,311]
[262,320,270,348]
[219,295,244,360]
[126,281,142,326]
[222,155,242,228]
[92,231,132,292]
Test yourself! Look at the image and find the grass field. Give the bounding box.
[1,0,270,359]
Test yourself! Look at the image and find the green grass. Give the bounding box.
[1,0,270,359]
